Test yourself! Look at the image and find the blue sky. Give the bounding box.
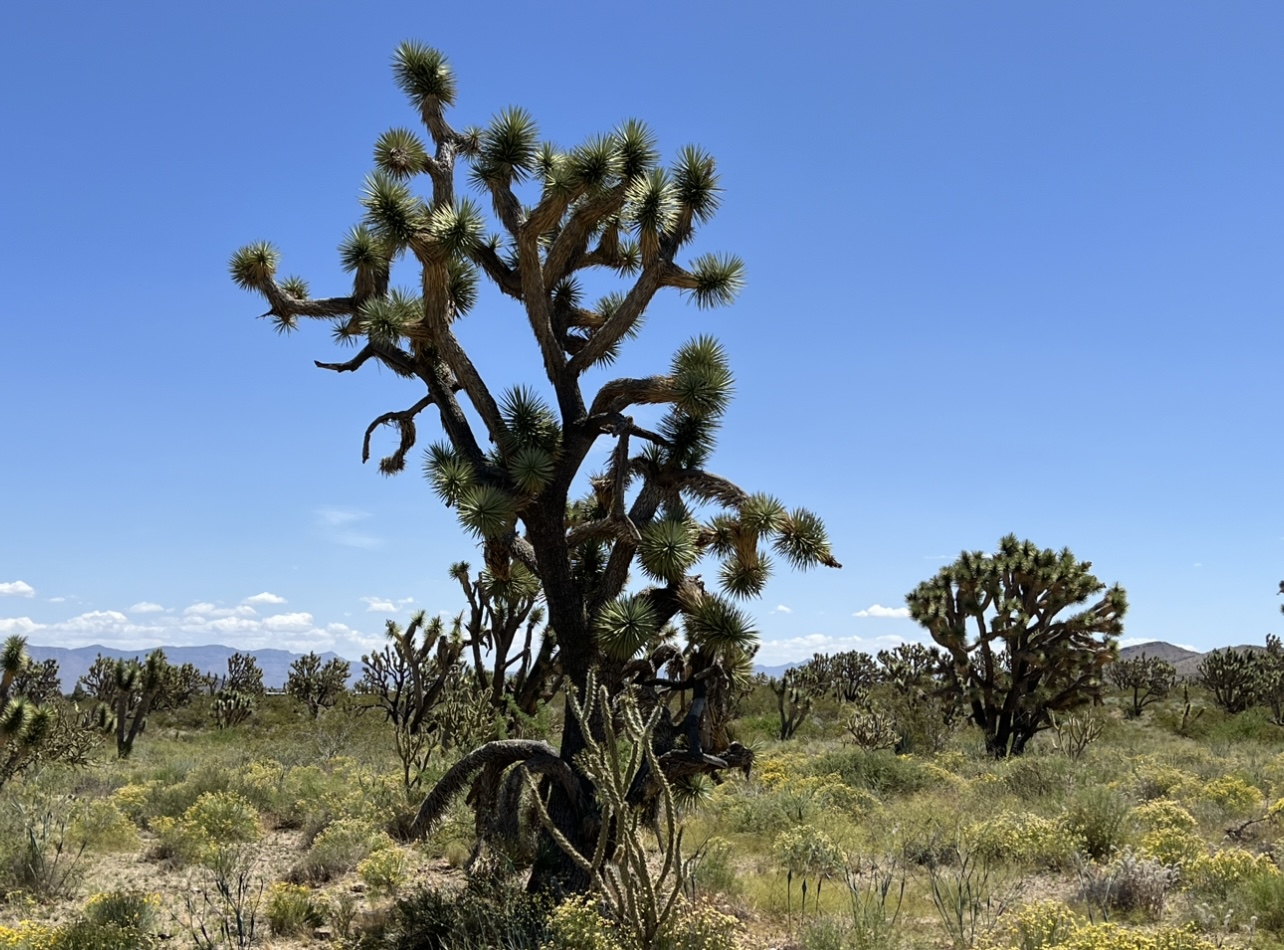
[1,2,1280,666]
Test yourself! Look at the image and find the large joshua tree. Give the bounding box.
[230,42,839,887]
[906,535,1126,757]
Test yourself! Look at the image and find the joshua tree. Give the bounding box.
[286,652,352,719]
[771,667,817,741]
[1197,648,1266,714]
[906,536,1126,757]
[229,42,838,888]
[82,650,169,758]
[799,650,879,703]
[1107,653,1177,718]
[449,561,561,725]
[217,652,266,698]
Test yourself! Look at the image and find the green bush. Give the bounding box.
[805,749,933,797]
[265,882,324,937]
[1063,786,1135,860]
[83,890,159,932]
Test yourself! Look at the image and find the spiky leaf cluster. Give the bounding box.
[286,652,352,719]
[1196,648,1267,714]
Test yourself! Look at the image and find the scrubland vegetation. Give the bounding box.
[2,629,1284,950]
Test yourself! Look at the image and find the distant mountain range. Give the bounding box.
[754,641,1260,680]
[25,644,352,693]
[20,639,1259,694]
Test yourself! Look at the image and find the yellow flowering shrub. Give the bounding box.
[984,899,1082,950]
[265,881,325,936]
[356,845,410,897]
[1184,847,1280,898]
[541,895,623,950]
[1192,776,1263,816]
[1130,799,1196,834]
[0,922,59,950]
[655,901,743,950]
[110,781,160,825]
[1137,827,1203,869]
[1129,762,1197,802]
[966,812,1084,869]
[152,791,260,865]
[1048,923,1215,950]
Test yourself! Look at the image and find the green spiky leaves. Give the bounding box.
[685,595,756,653]
[428,198,485,256]
[615,119,659,180]
[474,107,540,184]
[361,171,423,248]
[499,386,561,454]
[671,335,733,420]
[392,41,456,109]
[423,442,475,506]
[638,517,699,583]
[359,288,421,345]
[0,697,29,738]
[687,253,745,309]
[595,594,659,661]
[228,241,279,292]
[1,635,26,675]
[772,508,836,571]
[507,446,555,495]
[374,127,429,179]
[673,146,721,223]
[457,484,518,539]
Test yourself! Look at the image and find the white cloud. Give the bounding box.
[362,596,413,613]
[316,508,383,549]
[262,612,315,632]
[129,602,165,614]
[0,617,45,635]
[0,581,35,598]
[853,604,911,619]
[48,596,67,604]
[243,592,286,605]
[756,633,916,666]
[185,603,255,619]
[63,610,131,631]
[770,604,793,614]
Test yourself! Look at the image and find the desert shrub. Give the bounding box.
[1130,799,1197,834]
[265,882,324,937]
[109,781,159,825]
[967,812,1083,870]
[999,756,1077,801]
[1063,787,1135,860]
[655,901,742,950]
[805,749,934,797]
[144,763,234,821]
[1235,868,1284,933]
[83,890,160,932]
[1078,849,1177,920]
[986,899,1083,950]
[1136,827,1203,869]
[1011,922,1216,950]
[291,817,387,883]
[70,800,139,853]
[1191,776,1263,818]
[368,878,550,950]
[152,791,260,866]
[686,836,739,897]
[49,919,158,950]
[1128,763,1197,802]
[541,894,620,950]
[358,846,410,898]
[1184,848,1280,900]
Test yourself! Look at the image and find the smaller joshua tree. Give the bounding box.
[1107,654,1177,718]
[1197,648,1265,714]
[907,535,1126,757]
[286,652,351,719]
[81,651,169,758]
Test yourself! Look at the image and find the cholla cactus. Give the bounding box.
[907,535,1126,757]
